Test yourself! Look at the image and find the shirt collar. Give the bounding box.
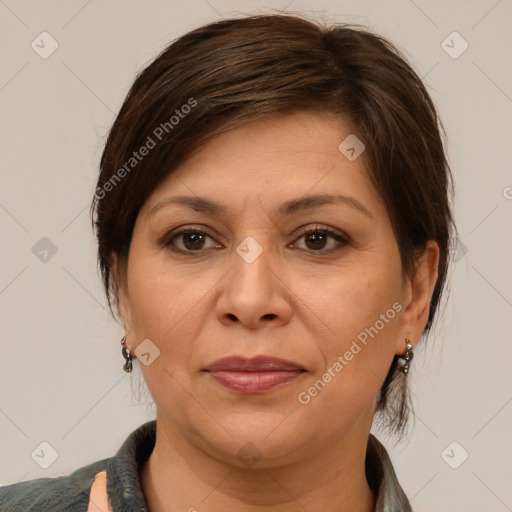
[367,433,413,511]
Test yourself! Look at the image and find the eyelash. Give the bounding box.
[161,225,350,254]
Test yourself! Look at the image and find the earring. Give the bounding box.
[399,338,414,374]
[121,335,132,373]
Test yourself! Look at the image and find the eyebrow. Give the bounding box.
[148,193,373,219]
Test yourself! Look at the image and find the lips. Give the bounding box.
[205,355,304,372]
[203,356,306,394]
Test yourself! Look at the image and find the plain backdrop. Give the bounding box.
[1,1,511,511]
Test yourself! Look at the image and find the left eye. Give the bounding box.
[292,227,349,252]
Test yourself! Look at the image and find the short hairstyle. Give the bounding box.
[91,14,454,437]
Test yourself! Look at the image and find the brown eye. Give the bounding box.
[181,232,207,250]
[164,229,218,252]
[293,226,349,252]
[304,232,329,250]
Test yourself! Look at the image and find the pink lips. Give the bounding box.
[204,356,306,394]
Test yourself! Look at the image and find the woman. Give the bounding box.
[1,13,453,512]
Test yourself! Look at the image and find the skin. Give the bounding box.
[115,111,439,512]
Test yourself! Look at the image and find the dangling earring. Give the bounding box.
[121,335,132,373]
[399,338,414,374]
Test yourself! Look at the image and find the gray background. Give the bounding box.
[1,1,511,511]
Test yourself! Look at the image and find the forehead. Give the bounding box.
[141,111,383,219]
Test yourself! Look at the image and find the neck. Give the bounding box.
[141,417,376,512]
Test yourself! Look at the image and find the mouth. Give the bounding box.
[203,356,307,394]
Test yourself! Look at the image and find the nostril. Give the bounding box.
[263,314,277,320]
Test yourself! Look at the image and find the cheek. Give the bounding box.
[309,260,402,343]
[295,270,403,431]
[306,254,404,397]
[126,254,207,360]
[127,265,208,417]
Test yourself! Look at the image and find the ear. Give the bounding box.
[396,240,440,353]
[111,253,135,345]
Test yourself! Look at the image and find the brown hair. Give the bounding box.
[91,13,454,437]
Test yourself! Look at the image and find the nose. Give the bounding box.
[215,247,293,330]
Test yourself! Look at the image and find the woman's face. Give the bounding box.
[117,111,437,467]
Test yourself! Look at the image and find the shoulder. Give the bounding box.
[0,458,108,512]
[0,421,157,512]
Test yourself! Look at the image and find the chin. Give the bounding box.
[193,411,311,468]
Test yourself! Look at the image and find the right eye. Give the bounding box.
[163,228,221,253]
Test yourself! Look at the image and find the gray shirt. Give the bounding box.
[0,420,412,511]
